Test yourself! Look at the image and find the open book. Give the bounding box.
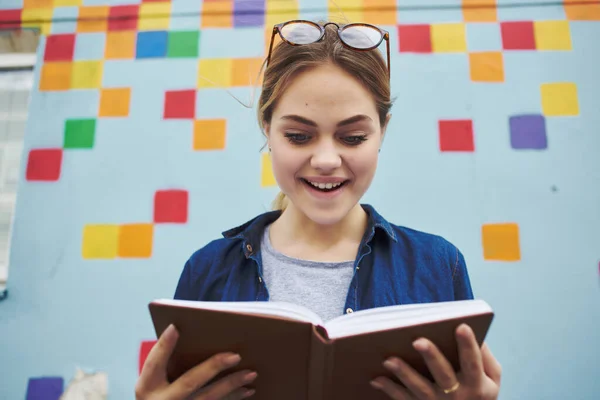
[149,299,494,400]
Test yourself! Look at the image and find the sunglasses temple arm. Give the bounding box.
[267,28,278,66]
[385,36,390,78]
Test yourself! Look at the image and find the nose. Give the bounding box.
[310,141,342,172]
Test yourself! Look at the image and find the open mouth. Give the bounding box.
[300,178,349,193]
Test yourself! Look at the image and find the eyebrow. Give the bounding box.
[280,114,374,128]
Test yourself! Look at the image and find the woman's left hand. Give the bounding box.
[371,324,501,400]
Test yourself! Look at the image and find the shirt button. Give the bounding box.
[246,244,253,253]
[346,308,353,314]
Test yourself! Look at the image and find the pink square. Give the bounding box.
[44,34,76,62]
[439,120,475,152]
[501,21,536,50]
[26,149,63,181]
[164,90,196,119]
[108,5,139,31]
[154,190,189,223]
[398,24,432,53]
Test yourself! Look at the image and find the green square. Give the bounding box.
[64,119,95,149]
[167,31,200,58]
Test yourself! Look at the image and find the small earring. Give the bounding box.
[378,149,381,153]
[269,147,272,152]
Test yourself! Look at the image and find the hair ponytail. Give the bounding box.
[271,191,288,211]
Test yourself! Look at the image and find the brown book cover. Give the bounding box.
[149,301,494,400]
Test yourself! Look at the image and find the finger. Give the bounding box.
[139,324,179,386]
[371,377,414,400]
[168,352,243,399]
[193,370,257,400]
[481,343,502,385]
[412,338,459,392]
[383,357,435,400]
[456,324,484,387]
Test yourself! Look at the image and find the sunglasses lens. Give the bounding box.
[340,25,383,49]
[280,21,322,44]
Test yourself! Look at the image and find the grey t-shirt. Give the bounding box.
[260,225,355,323]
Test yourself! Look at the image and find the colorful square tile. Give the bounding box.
[462,0,497,22]
[139,1,171,31]
[482,223,521,261]
[26,377,63,400]
[154,190,188,223]
[82,224,119,259]
[44,33,76,62]
[431,23,467,52]
[0,9,22,29]
[167,30,200,58]
[76,6,109,33]
[541,82,579,116]
[105,31,137,59]
[201,0,233,28]
[439,119,475,152]
[261,152,276,187]
[501,21,535,50]
[469,51,504,82]
[534,20,572,51]
[25,149,63,181]
[234,0,265,27]
[108,5,139,31]
[193,119,227,150]
[398,24,432,53]
[118,223,153,258]
[64,118,96,149]
[39,62,73,91]
[509,114,547,150]
[71,60,103,89]
[99,88,131,117]
[136,30,168,58]
[197,58,233,88]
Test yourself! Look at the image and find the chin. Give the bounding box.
[297,201,356,226]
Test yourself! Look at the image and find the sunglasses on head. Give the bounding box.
[266,20,391,78]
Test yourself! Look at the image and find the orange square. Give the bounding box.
[118,223,153,258]
[24,0,53,8]
[77,6,109,32]
[564,1,600,20]
[231,58,264,87]
[105,31,136,59]
[99,88,131,117]
[39,62,72,91]
[482,223,521,261]
[363,0,396,25]
[201,1,233,28]
[193,119,226,150]
[469,52,504,82]
[462,0,497,22]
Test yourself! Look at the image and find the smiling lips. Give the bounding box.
[300,177,349,193]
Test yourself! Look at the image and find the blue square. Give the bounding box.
[74,33,106,61]
[51,7,78,34]
[26,377,64,400]
[136,31,168,59]
[466,23,502,51]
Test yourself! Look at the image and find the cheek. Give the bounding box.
[271,147,303,182]
[345,151,379,182]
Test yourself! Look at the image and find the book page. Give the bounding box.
[324,300,492,339]
[153,299,323,325]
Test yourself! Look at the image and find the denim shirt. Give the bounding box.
[174,204,474,314]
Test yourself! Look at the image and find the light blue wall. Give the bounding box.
[0,0,599,399]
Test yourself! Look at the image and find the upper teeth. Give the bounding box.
[309,181,342,189]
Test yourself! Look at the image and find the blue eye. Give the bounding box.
[343,135,368,145]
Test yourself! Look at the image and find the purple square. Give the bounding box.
[509,114,547,150]
[26,377,63,400]
[233,0,265,27]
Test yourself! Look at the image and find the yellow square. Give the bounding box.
[139,2,172,31]
[534,20,572,51]
[118,223,153,258]
[431,23,467,53]
[265,0,299,28]
[261,152,277,187]
[198,58,233,88]
[24,0,53,8]
[22,8,53,34]
[482,223,521,261]
[39,62,72,91]
[328,0,363,23]
[82,224,119,259]
[53,0,82,6]
[193,119,227,150]
[99,88,131,117]
[71,60,103,89]
[541,82,579,116]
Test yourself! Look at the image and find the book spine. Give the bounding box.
[307,326,331,400]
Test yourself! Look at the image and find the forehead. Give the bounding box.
[272,64,379,122]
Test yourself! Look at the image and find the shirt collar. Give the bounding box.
[222,204,397,244]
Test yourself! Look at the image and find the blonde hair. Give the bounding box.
[259,22,392,211]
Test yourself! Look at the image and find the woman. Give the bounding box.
[136,21,502,400]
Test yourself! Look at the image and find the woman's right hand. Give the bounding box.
[135,324,257,400]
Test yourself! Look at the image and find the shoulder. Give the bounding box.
[390,223,462,264]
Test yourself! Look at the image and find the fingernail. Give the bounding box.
[164,324,178,339]
[243,371,258,383]
[243,388,255,398]
[225,353,242,365]
[370,379,383,390]
[383,358,398,371]
[413,339,429,352]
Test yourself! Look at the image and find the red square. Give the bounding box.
[26,149,63,181]
[0,9,22,29]
[44,34,76,62]
[501,21,536,50]
[139,340,157,375]
[164,90,196,119]
[439,120,475,152]
[108,5,139,31]
[154,190,189,223]
[398,24,432,53]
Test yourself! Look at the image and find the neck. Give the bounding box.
[271,203,368,249]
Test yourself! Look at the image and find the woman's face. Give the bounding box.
[265,63,388,226]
